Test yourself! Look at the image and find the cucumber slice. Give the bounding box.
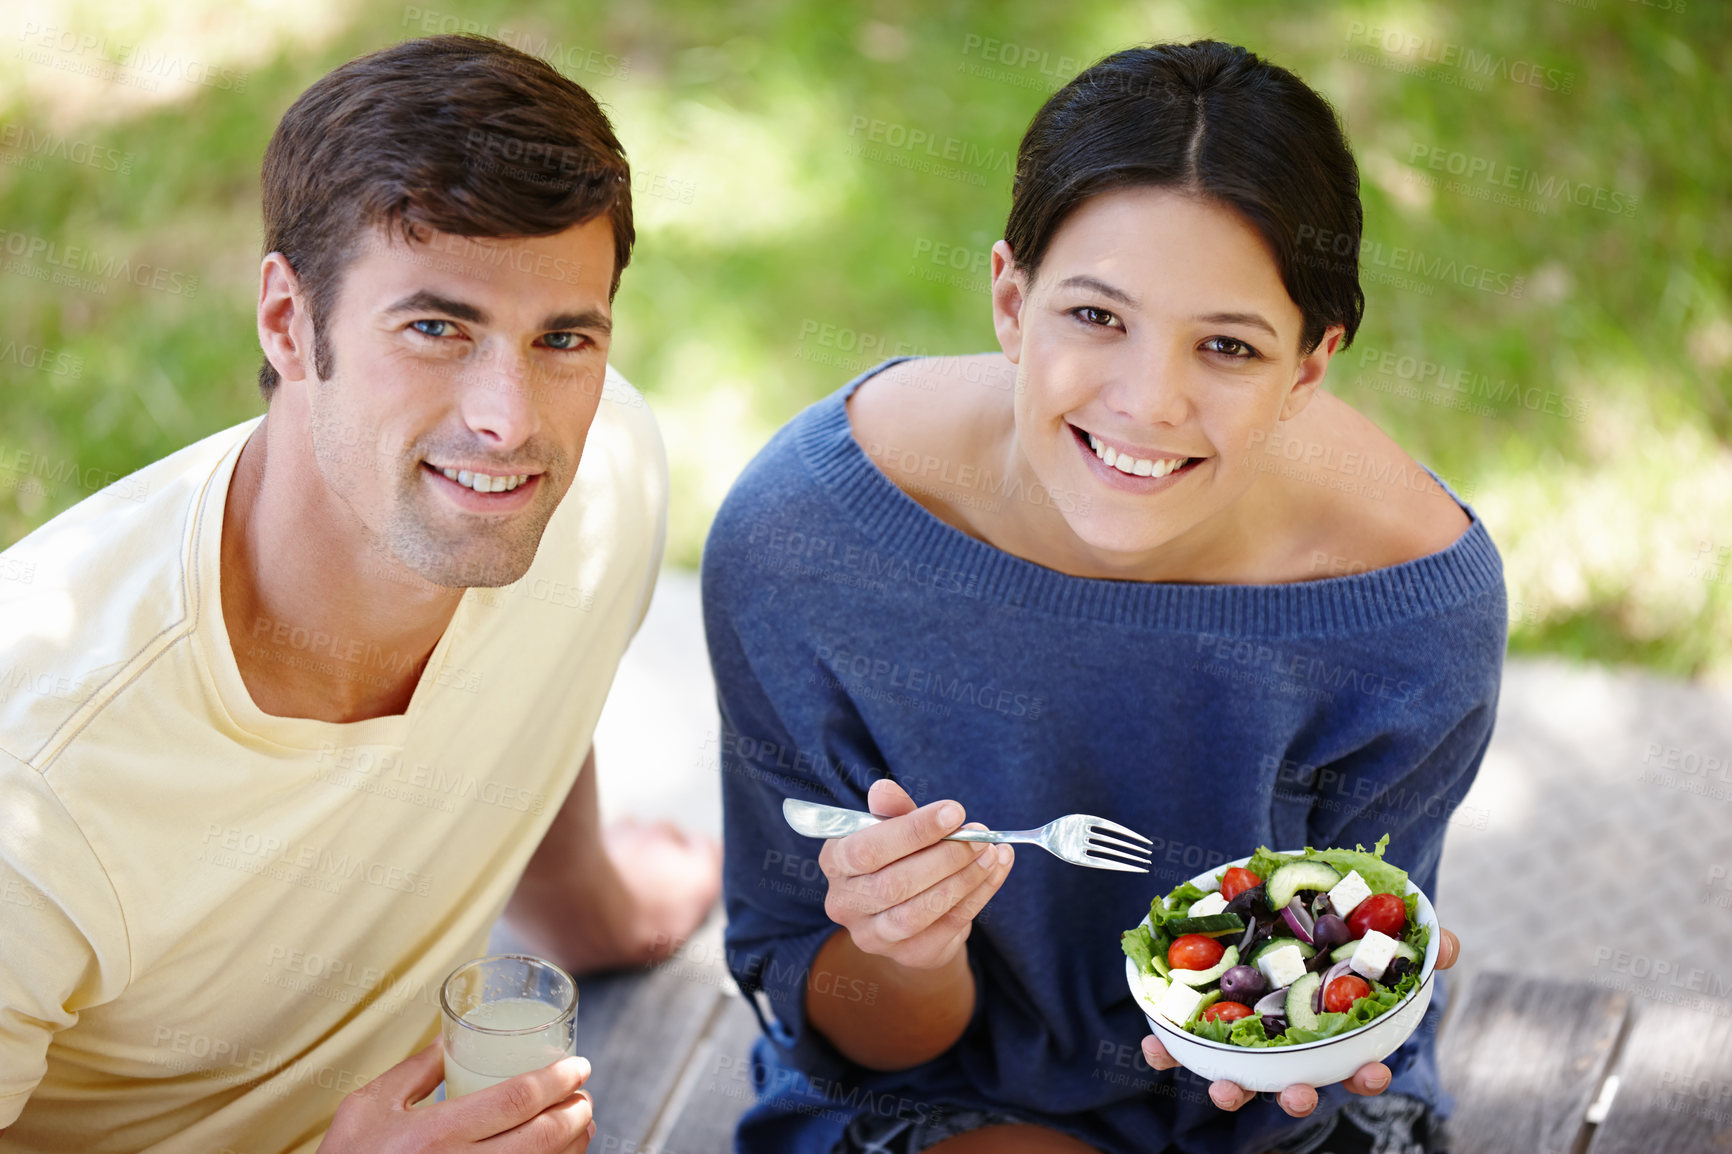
[1267,861,1344,909]
[1189,989,1222,1024]
[1329,938,1421,964]
[1170,944,1239,987]
[1166,913,1246,937]
[1138,970,1171,1006]
[1253,936,1316,963]
[1286,971,1322,1030]
[1150,949,1172,978]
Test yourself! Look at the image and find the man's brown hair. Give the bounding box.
[257,35,634,399]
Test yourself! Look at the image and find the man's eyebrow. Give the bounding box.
[382,291,488,324]
[382,291,611,335]
[1055,274,1139,308]
[1191,311,1280,340]
[541,308,612,335]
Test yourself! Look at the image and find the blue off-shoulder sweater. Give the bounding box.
[701,358,1506,1154]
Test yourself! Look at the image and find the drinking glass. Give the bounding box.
[440,954,578,1098]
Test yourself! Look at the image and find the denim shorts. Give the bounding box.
[829,1106,1028,1154]
[1267,1091,1448,1153]
[829,1093,1448,1154]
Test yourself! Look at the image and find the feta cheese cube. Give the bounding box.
[1348,929,1399,981]
[1156,979,1204,1026]
[1187,891,1228,918]
[1256,943,1308,990]
[1326,870,1373,918]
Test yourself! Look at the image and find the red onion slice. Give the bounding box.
[1253,987,1289,1016]
[1280,896,1316,945]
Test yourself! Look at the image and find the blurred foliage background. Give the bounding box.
[1,0,1729,676]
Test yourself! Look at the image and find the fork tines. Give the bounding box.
[1086,817,1154,873]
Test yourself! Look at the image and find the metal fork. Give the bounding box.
[782,798,1153,873]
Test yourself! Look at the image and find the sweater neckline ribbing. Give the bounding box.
[792,357,1503,636]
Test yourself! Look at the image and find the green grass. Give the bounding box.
[1,0,1729,676]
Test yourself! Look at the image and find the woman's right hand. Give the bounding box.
[817,778,1015,971]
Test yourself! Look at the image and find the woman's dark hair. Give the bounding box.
[257,35,634,399]
[1004,41,1364,356]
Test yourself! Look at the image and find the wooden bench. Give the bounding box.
[487,911,761,1151]
[525,924,1732,1154]
[1436,970,1732,1153]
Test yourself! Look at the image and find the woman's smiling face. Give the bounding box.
[990,185,1344,568]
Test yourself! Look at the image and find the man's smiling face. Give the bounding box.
[288,216,617,588]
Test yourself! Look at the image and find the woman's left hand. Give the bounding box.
[1139,926,1459,1116]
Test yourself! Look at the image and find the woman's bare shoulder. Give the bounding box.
[844,354,1013,530]
[1287,392,1473,574]
[844,353,1009,460]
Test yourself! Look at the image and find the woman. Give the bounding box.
[702,41,1501,1154]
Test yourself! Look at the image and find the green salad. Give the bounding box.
[1121,835,1432,1048]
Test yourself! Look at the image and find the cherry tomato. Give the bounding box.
[1202,1000,1253,1023]
[1346,893,1407,939]
[1219,867,1262,902]
[1168,933,1226,972]
[1324,974,1372,1013]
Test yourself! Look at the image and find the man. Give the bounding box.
[0,35,718,1153]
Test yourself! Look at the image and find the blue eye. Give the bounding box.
[408,321,589,353]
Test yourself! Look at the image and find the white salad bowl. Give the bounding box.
[1125,849,1440,1093]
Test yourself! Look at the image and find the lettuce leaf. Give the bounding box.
[1301,834,1408,895]
[1155,882,1213,918]
[1402,901,1431,959]
[1122,925,1155,975]
[1244,846,1296,882]
[1190,1012,1286,1048]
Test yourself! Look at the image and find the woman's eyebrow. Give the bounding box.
[1054,276,1279,340]
[1055,274,1138,307]
[1193,311,1279,340]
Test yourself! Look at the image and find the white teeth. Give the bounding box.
[436,466,529,493]
[1084,431,1189,480]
